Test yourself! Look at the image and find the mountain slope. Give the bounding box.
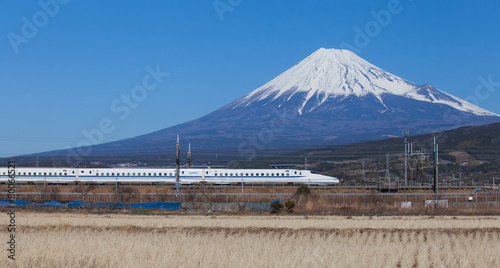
[34,48,500,160]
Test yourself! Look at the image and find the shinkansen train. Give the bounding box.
[0,167,339,185]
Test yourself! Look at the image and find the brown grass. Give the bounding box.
[1,213,499,267]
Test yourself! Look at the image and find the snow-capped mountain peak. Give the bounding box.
[69,48,500,157]
[234,48,497,117]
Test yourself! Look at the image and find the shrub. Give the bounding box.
[285,200,295,213]
[270,201,284,214]
[296,184,311,195]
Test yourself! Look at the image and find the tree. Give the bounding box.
[285,200,295,213]
[270,201,284,214]
[296,184,311,195]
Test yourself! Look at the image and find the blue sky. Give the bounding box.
[1,0,500,157]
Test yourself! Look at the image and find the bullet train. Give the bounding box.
[0,167,339,185]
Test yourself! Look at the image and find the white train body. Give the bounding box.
[0,167,339,185]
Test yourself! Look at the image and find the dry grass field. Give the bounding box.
[1,212,499,267]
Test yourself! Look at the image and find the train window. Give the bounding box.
[169,173,172,176]
[23,172,25,175]
[251,173,254,176]
[300,172,302,175]
[96,173,99,176]
[266,173,269,176]
[44,172,47,175]
[72,171,75,174]
[281,173,284,176]
[81,171,84,173]
[127,173,130,176]
[225,173,228,176]
[59,173,62,176]
[48,172,51,175]
[89,171,92,174]
[28,172,31,175]
[182,171,184,175]
[271,173,274,176]
[106,173,109,176]
[294,171,297,175]
[286,173,289,176]
[153,173,156,176]
[261,173,264,176]
[230,173,233,176]
[206,171,208,175]
[112,173,115,176]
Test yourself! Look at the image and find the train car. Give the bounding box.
[0,167,339,185]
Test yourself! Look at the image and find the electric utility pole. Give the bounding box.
[175,135,181,193]
[187,143,192,169]
[433,137,439,195]
[403,129,409,187]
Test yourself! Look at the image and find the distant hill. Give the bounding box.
[300,122,500,162]
[265,122,500,181]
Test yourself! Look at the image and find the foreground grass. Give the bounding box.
[16,213,500,229]
[2,213,499,267]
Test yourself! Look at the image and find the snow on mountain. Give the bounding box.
[234,48,497,117]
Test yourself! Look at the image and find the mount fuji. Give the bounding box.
[61,48,500,159]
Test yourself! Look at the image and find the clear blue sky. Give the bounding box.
[1,0,500,157]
